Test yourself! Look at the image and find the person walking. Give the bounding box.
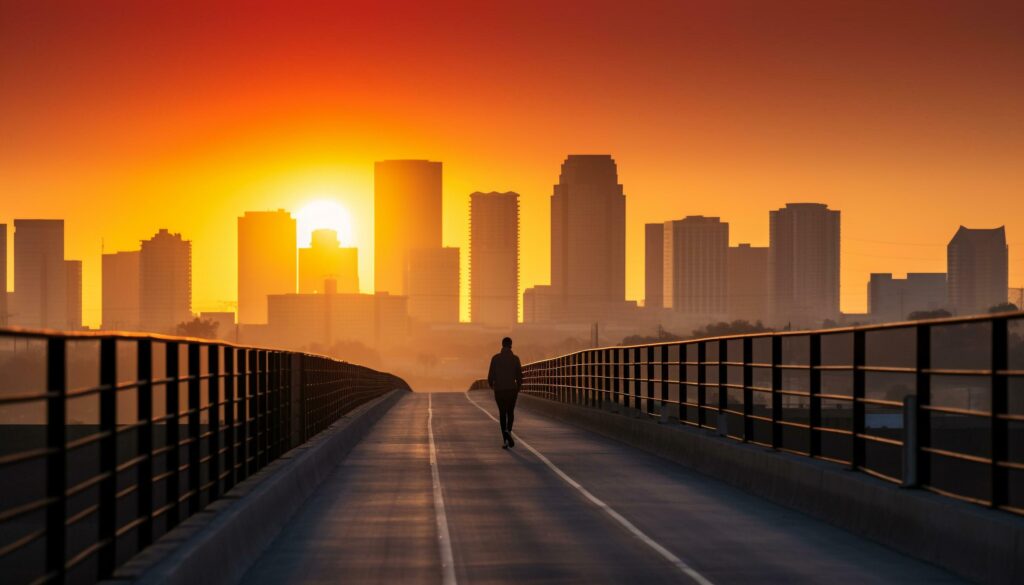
[487,337,523,449]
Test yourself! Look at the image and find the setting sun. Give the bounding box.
[296,199,355,248]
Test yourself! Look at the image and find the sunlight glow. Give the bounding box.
[296,198,355,247]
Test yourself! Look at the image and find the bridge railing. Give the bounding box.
[0,327,408,585]
[519,312,1024,516]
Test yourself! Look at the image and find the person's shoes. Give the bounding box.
[507,435,515,448]
[502,438,509,449]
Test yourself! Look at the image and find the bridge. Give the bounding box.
[0,313,1022,584]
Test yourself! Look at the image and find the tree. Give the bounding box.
[689,320,771,339]
[988,302,1020,314]
[175,317,219,339]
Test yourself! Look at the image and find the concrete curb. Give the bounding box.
[516,393,1024,585]
[106,390,407,585]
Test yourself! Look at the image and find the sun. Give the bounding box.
[296,199,355,247]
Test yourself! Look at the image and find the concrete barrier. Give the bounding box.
[518,393,1024,585]
[106,390,407,585]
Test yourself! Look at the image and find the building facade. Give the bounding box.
[550,155,626,321]
[267,292,408,349]
[469,192,519,327]
[64,260,82,330]
[644,223,664,309]
[407,247,459,324]
[140,229,192,332]
[238,210,296,324]
[947,226,1009,315]
[12,219,68,329]
[868,273,947,322]
[726,244,769,322]
[0,224,6,327]
[102,250,141,331]
[299,228,359,294]
[768,203,841,327]
[374,160,442,295]
[662,216,729,316]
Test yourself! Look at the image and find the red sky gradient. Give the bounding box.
[2,1,1022,327]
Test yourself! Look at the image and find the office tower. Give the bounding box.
[64,260,82,330]
[140,229,192,332]
[12,219,67,329]
[662,216,729,315]
[868,273,947,322]
[550,155,626,316]
[299,228,359,294]
[0,223,6,326]
[102,250,141,330]
[374,160,442,295]
[238,210,296,324]
[470,192,519,326]
[266,291,408,350]
[768,203,841,326]
[947,226,1009,315]
[522,285,556,323]
[407,247,459,324]
[645,223,664,309]
[727,244,769,322]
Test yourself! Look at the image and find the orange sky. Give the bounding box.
[2,0,1022,328]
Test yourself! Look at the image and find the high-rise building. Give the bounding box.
[374,160,442,295]
[12,219,67,329]
[64,260,82,330]
[644,223,664,309]
[102,250,141,330]
[266,291,408,350]
[238,210,296,324]
[947,226,1008,315]
[768,203,841,327]
[299,228,358,294]
[868,273,947,322]
[550,155,626,319]
[140,229,192,332]
[727,244,769,322]
[663,216,729,315]
[0,223,6,327]
[470,192,519,326]
[407,247,459,324]
[523,285,557,324]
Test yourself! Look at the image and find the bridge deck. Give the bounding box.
[242,392,961,584]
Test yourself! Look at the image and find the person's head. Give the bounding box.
[501,337,512,350]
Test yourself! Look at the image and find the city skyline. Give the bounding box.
[3,2,1022,328]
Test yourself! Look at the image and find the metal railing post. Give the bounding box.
[743,337,753,442]
[98,337,118,578]
[809,333,821,457]
[165,342,181,529]
[187,343,201,514]
[207,344,221,500]
[697,342,707,428]
[915,324,930,489]
[646,346,655,416]
[45,337,67,583]
[991,317,1008,509]
[136,339,154,550]
[223,346,236,492]
[902,394,918,488]
[852,330,866,470]
[771,336,782,448]
[718,339,728,435]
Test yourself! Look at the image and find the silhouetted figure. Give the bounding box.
[487,337,523,449]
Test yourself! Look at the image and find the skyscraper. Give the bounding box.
[299,228,358,294]
[727,244,769,322]
[663,216,729,315]
[407,247,459,324]
[550,155,626,318]
[102,250,141,330]
[0,223,6,327]
[64,260,82,330]
[768,203,841,327]
[947,226,1008,315]
[238,210,296,324]
[868,273,947,321]
[374,160,442,295]
[644,223,664,309]
[140,229,192,332]
[470,192,519,326]
[12,219,67,329]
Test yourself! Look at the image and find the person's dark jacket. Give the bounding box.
[488,348,523,391]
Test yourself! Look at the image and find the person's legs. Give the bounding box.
[493,390,510,438]
[506,390,519,433]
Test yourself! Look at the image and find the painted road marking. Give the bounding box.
[428,394,457,585]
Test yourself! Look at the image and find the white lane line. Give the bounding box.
[428,394,458,585]
[465,392,714,585]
